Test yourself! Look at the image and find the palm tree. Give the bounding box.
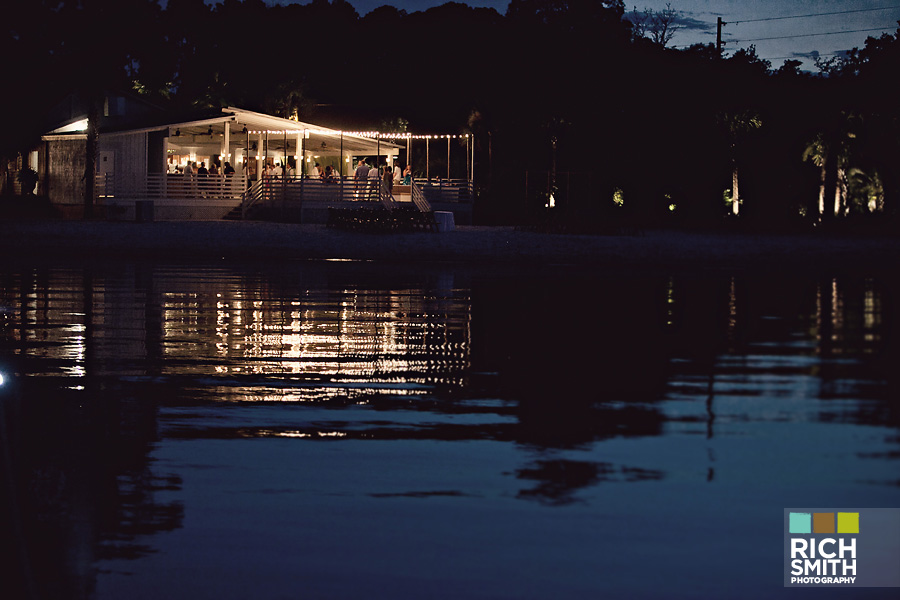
[848,168,884,213]
[802,133,829,219]
[802,111,858,220]
[718,109,762,216]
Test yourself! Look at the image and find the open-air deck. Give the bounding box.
[94,172,473,224]
[41,103,475,226]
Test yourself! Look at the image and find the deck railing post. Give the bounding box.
[299,175,304,223]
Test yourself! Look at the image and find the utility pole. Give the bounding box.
[717,17,726,55]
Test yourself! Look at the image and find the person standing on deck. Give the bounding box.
[222,162,235,197]
[384,165,394,193]
[368,163,380,201]
[354,159,369,180]
[183,161,195,198]
[263,162,274,200]
[196,162,209,198]
[354,159,369,200]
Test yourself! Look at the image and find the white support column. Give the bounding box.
[257,133,263,180]
[163,129,170,197]
[223,121,230,167]
[164,128,170,172]
[297,131,303,177]
[300,129,306,177]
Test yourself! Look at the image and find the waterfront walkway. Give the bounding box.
[2,219,899,270]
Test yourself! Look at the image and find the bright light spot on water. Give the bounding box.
[0,372,4,386]
[258,430,347,438]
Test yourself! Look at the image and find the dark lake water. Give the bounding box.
[1,259,898,599]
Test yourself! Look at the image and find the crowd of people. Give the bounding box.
[172,157,413,186]
[352,159,414,189]
[173,160,235,177]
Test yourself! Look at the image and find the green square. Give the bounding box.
[837,512,859,534]
[790,512,811,534]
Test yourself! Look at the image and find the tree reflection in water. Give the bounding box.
[1,379,183,600]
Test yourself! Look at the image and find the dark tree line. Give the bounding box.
[3,0,899,229]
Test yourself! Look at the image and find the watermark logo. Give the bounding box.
[784,508,900,587]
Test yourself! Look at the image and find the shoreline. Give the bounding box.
[2,219,899,271]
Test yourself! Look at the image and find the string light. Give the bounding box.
[245,129,470,140]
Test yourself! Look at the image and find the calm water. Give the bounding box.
[1,260,898,599]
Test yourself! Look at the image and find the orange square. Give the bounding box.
[813,512,835,534]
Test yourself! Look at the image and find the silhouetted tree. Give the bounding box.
[628,2,681,46]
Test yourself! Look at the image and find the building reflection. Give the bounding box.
[154,269,473,402]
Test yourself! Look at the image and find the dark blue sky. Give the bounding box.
[264,1,900,70]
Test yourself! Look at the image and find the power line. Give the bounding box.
[757,53,842,62]
[733,27,894,43]
[731,6,900,25]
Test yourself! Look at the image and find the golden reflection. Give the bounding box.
[252,430,348,438]
[815,283,822,344]
[831,278,844,344]
[728,277,737,336]
[4,272,91,376]
[157,278,471,390]
[0,269,464,392]
[812,277,884,355]
[863,279,880,346]
[666,276,675,326]
[207,385,430,403]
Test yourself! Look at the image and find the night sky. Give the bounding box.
[267,0,900,70]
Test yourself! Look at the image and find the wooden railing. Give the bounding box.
[95,173,248,201]
[93,172,456,221]
[240,176,415,214]
[414,178,474,204]
[241,179,266,219]
[410,181,431,212]
[378,180,398,210]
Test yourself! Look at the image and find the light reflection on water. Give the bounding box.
[0,263,898,599]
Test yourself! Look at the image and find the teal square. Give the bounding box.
[790,512,812,534]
